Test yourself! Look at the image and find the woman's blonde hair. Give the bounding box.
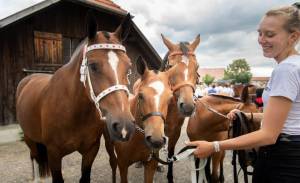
[266,5,300,33]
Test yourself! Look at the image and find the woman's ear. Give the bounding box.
[290,31,300,46]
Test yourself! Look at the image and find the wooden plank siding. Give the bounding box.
[0,1,161,125]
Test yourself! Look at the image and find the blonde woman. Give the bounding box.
[187,4,300,182]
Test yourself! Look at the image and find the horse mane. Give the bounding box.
[179,42,189,56]
[160,42,190,71]
[160,52,169,71]
[209,94,241,102]
[67,38,87,65]
[240,84,250,103]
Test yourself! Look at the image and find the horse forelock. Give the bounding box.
[179,42,189,56]
[103,31,110,40]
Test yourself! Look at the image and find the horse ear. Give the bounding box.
[241,85,250,103]
[190,34,200,51]
[115,13,132,42]
[86,10,98,40]
[161,34,175,51]
[136,56,148,75]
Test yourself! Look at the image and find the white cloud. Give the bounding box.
[0,0,43,19]
[1,0,297,77]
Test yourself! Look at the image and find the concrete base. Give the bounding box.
[0,124,22,144]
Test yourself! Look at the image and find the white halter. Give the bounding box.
[80,43,129,120]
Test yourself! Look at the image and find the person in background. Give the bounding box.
[208,84,217,94]
[187,4,300,182]
[255,88,264,112]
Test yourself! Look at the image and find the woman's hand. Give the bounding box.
[226,109,241,120]
[185,140,215,158]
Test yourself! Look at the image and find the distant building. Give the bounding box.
[197,68,225,83]
[251,77,270,88]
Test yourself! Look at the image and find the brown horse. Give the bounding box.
[104,56,173,183]
[187,86,260,183]
[16,12,135,183]
[159,35,200,182]
[161,34,199,116]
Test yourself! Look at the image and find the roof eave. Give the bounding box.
[72,0,127,17]
[0,0,61,29]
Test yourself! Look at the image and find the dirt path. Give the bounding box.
[0,121,247,183]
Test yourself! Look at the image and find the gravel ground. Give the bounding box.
[0,120,248,183]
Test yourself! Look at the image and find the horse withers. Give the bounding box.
[104,56,173,183]
[16,12,135,183]
[187,85,260,183]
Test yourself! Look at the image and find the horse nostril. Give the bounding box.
[146,136,151,143]
[162,137,167,145]
[180,102,184,109]
[112,121,119,132]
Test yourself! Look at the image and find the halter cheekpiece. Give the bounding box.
[80,43,129,120]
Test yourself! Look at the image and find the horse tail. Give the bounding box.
[35,143,51,177]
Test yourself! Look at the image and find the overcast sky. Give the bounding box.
[0,0,297,76]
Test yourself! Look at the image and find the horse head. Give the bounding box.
[80,11,135,141]
[161,34,200,116]
[134,56,173,149]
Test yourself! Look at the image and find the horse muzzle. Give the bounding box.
[107,119,135,142]
[145,135,167,149]
[178,101,195,116]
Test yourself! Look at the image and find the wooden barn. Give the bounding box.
[0,0,162,125]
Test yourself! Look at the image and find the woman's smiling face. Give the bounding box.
[257,15,293,62]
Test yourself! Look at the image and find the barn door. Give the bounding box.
[34,31,62,65]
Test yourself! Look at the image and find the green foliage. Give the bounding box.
[224,58,252,84]
[202,74,215,86]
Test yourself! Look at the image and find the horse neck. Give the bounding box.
[129,95,143,126]
[55,41,90,107]
[209,98,242,114]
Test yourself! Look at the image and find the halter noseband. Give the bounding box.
[135,96,167,134]
[80,43,129,120]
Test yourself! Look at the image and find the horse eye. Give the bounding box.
[127,69,132,75]
[88,63,98,73]
[138,93,144,101]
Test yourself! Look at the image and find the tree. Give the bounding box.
[202,74,215,86]
[224,58,252,84]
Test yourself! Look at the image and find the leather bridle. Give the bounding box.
[135,95,167,134]
[80,43,130,120]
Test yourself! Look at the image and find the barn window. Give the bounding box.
[34,31,63,65]
[62,37,81,64]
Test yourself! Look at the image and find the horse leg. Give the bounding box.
[211,151,224,183]
[79,140,100,183]
[118,163,129,183]
[47,148,64,183]
[104,128,117,183]
[144,160,158,183]
[167,122,183,183]
[219,151,225,183]
[205,157,211,183]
